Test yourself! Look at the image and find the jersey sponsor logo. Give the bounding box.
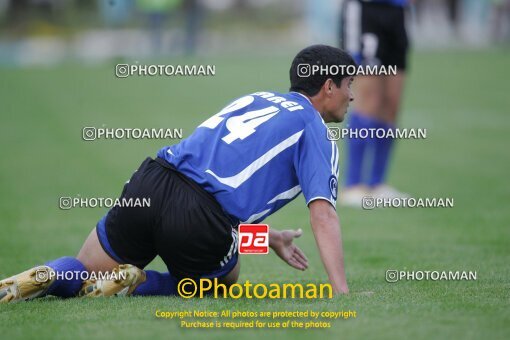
[238,224,269,254]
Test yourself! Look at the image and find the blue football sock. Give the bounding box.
[368,121,395,187]
[132,270,177,296]
[44,256,87,298]
[344,112,379,187]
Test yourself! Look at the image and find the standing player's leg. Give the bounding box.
[383,72,406,124]
[367,5,410,197]
[341,1,410,204]
[340,0,387,206]
[368,73,406,191]
[343,75,384,202]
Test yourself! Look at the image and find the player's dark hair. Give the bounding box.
[289,45,356,97]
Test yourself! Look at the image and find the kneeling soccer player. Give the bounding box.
[0,44,353,302]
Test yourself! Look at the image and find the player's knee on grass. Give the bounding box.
[77,228,120,273]
[217,260,240,287]
[198,262,239,297]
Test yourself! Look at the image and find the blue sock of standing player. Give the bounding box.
[132,270,177,296]
[345,111,379,187]
[368,120,395,187]
[44,256,87,298]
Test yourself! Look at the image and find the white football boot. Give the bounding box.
[370,184,411,199]
[339,185,370,208]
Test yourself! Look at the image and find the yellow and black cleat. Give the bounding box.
[78,264,146,298]
[0,266,56,303]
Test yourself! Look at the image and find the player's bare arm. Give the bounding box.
[309,199,348,295]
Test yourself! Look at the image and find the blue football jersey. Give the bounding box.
[157,91,340,224]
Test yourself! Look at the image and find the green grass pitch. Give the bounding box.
[0,49,509,339]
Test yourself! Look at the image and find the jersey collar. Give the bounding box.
[290,91,313,106]
[289,91,325,123]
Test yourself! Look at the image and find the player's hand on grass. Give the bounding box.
[270,228,309,271]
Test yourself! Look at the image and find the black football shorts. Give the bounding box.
[96,157,239,280]
[340,0,409,71]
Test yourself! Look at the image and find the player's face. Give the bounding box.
[328,77,354,123]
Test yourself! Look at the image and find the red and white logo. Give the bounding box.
[238,224,269,254]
